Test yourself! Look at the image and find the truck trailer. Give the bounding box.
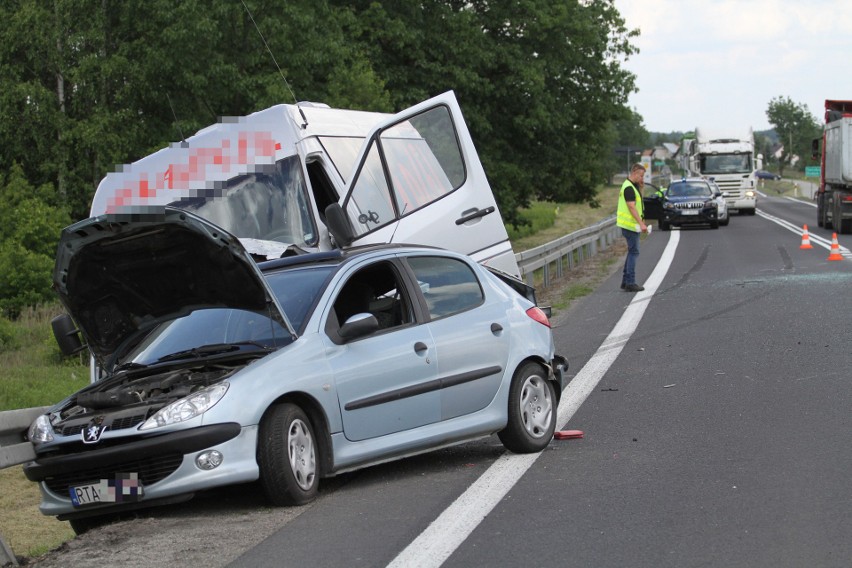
[681,127,761,215]
[814,99,852,233]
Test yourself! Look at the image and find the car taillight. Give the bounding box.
[526,306,551,328]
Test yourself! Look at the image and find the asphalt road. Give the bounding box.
[24,191,852,568]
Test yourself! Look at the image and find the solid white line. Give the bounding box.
[386,231,681,568]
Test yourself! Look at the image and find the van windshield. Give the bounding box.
[174,155,318,247]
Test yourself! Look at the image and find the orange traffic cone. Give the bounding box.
[827,233,843,261]
[800,225,814,249]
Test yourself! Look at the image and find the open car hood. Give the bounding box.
[53,207,295,364]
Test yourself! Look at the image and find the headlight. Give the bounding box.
[663,202,675,210]
[28,415,54,444]
[745,190,755,197]
[139,383,229,431]
[705,201,718,209]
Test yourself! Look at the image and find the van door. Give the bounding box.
[336,91,519,276]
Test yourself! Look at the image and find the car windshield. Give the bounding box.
[115,264,335,367]
[668,183,712,197]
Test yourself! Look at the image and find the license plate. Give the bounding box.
[680,210,699,215]
[70,473,144,507]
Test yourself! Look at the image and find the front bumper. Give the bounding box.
[662,208,718,226]
[24,422,261,519]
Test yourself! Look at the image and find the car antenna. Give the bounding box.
[240,0,309,130]
[166,93,188,148]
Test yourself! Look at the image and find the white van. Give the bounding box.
[91,91,519,276]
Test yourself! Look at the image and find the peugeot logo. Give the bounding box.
[82,416,107,444]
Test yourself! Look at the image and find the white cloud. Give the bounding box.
[612,0,852,132]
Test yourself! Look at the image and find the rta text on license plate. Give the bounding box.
[70,473,144,507]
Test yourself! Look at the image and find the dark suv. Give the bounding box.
[657,178,728,230]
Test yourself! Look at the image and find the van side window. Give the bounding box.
[406,256,483,320]
[381,105,466,215]
[346,142,396,235]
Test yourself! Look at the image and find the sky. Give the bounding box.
[612,0,852,134]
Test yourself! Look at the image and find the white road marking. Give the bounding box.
[386,231,681,568]
[757,209,852,259]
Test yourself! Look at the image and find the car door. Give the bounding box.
[335,91,519,276]
[322,259,440,441]
[405,254,510,420]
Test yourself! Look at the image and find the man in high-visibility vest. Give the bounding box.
[617,163,649,292]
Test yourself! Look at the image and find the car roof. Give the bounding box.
[257,243,447,272]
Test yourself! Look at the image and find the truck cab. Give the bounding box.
[684,127,761,215]
[91,91,518,275]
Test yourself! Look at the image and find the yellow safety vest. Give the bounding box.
[617,179,644,231]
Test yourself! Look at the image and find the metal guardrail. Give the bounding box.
[515,215,620,288]
[1,406,48,566]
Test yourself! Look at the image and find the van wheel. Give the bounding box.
[498,363,556,453]
[258,403,319,506]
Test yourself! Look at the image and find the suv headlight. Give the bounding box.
[139,383,229,430]
[705,201,718,209]
[28,414,55,444]
[663,202,675,210]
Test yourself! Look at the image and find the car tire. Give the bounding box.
[69,515,111,535]
[498,362,556,453]
[721,215,730,226]
[659,220,670,231]
[258,403,319,506]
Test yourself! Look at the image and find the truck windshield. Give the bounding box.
[700,153,752,174]
[174,155,318,247]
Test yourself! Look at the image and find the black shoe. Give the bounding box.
[624,284,645,292]
[620,282,626,289]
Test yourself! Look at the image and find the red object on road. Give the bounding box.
[554,430,584,440]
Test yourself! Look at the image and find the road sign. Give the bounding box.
[805,166,821,178]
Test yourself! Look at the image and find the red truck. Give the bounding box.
[814,99,852,233]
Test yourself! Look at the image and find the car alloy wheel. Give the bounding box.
[259,403,320,505]
[498,362,556,453]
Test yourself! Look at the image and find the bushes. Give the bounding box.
[506,201,559,240]
[0,165,70,318]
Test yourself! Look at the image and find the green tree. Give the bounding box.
[766,96,820,175]
[0,164,70,317]
[337,0,639,223]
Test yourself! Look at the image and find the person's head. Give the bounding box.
[629,163,646,185]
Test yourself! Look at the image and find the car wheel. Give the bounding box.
[69,515,111,535]
[258,403,319,506]
[659,220,670,231]
[721,215,730,226]
[498,362,556,453]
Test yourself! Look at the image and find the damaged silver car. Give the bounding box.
[26,208,566,534]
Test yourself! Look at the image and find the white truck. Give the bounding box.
[91,91,519,275]
[680,127,761,215]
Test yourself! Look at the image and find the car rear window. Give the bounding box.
[406,256,483,320]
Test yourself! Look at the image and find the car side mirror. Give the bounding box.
[51,313,86,356]
[339,313,379,341]
[325,203,354,247]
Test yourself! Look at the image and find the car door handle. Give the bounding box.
[414,342,429,354]
[455,206,495,225]
[490,323,503,334]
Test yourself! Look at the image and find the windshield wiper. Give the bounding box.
[155,342,272,364]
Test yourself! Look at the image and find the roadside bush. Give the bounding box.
[0,242,55,318]
[0,316,17,351]
[507,201,559,240]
